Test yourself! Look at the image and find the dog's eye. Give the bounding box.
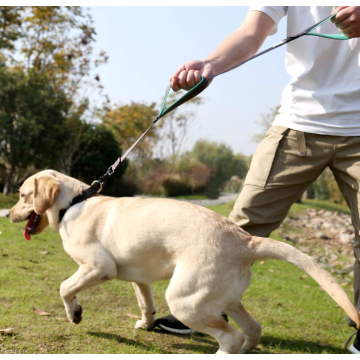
[20,194,25,198]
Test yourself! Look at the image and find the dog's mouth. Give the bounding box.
[24,211,41,241]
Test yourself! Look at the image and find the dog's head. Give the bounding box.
[8,173,61,238]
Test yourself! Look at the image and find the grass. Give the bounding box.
[291,199,350,215]
[169,194,209,200]
[0,199,355,354]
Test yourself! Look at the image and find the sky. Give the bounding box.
[89,6,290,156]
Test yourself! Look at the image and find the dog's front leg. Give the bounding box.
[60,263,116,324]
[132,282,156,330]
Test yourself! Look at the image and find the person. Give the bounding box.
[153,6,360,353]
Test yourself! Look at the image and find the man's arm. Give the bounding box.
[331,6,360,39]
[170,11,276,92]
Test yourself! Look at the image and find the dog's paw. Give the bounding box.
[72,305,83,324]
[134,319,153,330]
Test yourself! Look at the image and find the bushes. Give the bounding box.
[162,174,192,197]
[139,171,195,197]
[308,167,346,205]
[124,140,249,199]
[223,176,244,193]
[136,157,213,197]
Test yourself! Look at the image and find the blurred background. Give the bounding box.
[0,6,343,203]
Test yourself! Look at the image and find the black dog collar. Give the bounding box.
[59,185,99,222]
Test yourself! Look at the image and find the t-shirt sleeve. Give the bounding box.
[248,6,288,35]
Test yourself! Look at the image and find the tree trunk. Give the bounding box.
[3,166,15,196]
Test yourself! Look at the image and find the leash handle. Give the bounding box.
[305,13,349,40]
[156,75,210,120]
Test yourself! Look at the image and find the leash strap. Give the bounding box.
[63,12,349,213]
[207,13,348,81]
[101,75,210,179]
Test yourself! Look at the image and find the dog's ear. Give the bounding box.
[33,175,61,214]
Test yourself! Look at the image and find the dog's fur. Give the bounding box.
[8,170,360,354]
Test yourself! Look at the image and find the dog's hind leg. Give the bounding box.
[132,282,156,330]
[60,263,116,324]
[169,302,245,354]
[166,269,245,354]
[225,302,261,354]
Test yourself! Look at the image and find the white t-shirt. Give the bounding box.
[249,6,360,136]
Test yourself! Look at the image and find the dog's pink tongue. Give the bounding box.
[24,212,37,241]
[24,227,31,241]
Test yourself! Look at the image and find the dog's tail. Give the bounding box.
[249,236,360,328]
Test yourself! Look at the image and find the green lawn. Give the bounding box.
[169,194,209,200]
[0,199,355,354]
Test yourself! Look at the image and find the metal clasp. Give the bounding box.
[91,180,103,194]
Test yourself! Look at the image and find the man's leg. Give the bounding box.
[230,127,333,236]
[328,136,360,328]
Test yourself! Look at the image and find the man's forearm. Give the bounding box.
[170,10,276,91]
[204,11,276,75]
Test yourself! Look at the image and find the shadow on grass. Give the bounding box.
[171,343,217,353]
[152,327,219,346]
[88,331,166,353]
[88,331,346,354]
[88,329,219,354]
[257,335,346,354]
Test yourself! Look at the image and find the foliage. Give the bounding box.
[138,167,167,197]
[204,177,223,199]
[0,6,121,194]
[191,140,248,198]
[0,6,24,52]
[192,140,247,181]
[310,167,346,205]
[223,175,244,193]
[162,174,192,197]
[1,6,108,98]
[102,102,159,167]
[0,66,70,194]
[69,124,128,197]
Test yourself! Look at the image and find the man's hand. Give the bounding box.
[332,6,360,39]
[169,11,275,92]
[170,60,216,92]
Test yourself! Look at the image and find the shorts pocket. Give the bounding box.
[245,126,289,188]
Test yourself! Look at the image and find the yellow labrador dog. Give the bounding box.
[8,170,360,354]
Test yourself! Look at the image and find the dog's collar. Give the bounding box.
[59,186,99,222]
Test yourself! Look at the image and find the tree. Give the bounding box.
[70,124,128,197]
[0,6,117,194]
[102,102,159,167]
[0,66,70,194]
[192,140,248,198]
[192,140,246,181]
[1,7,108,97]
[0,6,24,53]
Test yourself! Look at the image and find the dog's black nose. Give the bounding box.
[6,213,9,218]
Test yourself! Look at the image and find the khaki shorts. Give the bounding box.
[229,126,360,324]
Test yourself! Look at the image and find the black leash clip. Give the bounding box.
[92,166,115,194]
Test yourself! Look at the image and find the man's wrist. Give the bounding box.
[202,58,220,76]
